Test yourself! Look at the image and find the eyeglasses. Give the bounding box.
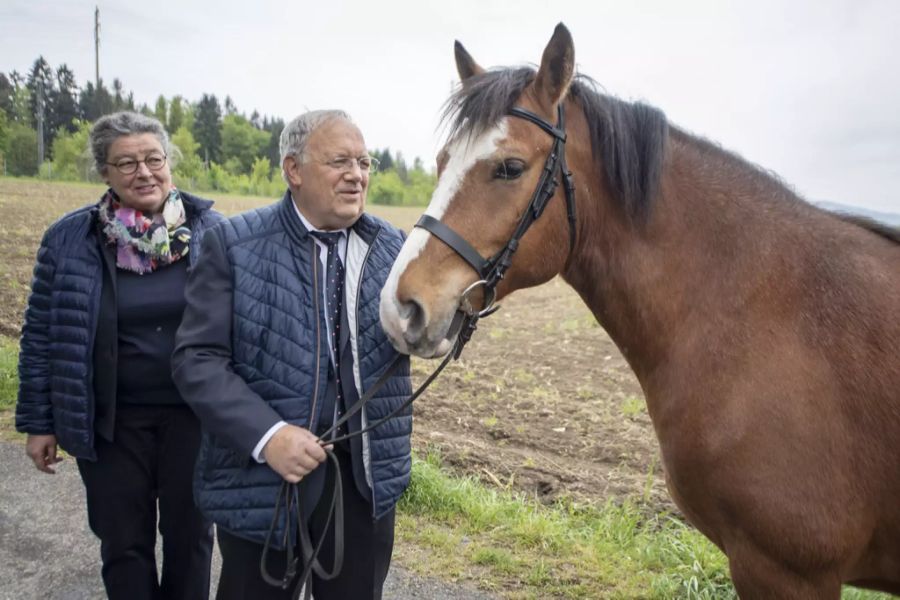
[106,154,168,175]
[322,156,379,174]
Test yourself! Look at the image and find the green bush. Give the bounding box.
[6,123,39,176]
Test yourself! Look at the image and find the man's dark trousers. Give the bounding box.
[215,445,395,600]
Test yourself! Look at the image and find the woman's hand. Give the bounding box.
[25,434,63,474]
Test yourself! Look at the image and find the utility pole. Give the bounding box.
[94,6,100,88]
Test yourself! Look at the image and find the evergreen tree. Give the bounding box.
[224,95,237,116]
[26,56,56,154]
[10,79,32,124]
[194,93,222,163]
[168,96,184,132]
[112,78,126,110]
[180,100,195,133]
[394,151,408,183]
[154,95,167,127]
[78,81,96,120]
[264,117,284,167]
[0,108,9,170]
[79,79,114,121]
[50,64,80,135]
[0,73,14,117]
[378,148,394,172]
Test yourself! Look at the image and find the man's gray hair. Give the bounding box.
[90,111,171,174]
[279,110,352,179]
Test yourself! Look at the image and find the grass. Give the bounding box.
[397,449,735,598]
[0,336,17,409]
[397,450,894,599]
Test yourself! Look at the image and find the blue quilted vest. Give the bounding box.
[193,193,412,542]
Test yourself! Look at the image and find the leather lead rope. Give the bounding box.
[261,348,456,598]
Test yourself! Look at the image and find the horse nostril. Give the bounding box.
[401,297,427,338]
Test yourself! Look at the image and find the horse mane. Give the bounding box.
[831,213,900,244]
[441,67,668,221]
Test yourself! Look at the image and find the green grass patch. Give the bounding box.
[397,451,893,599]
[0,336,18,409]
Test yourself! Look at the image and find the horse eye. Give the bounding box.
[493,159,525,180]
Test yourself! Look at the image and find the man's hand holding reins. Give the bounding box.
[262,425,327,483]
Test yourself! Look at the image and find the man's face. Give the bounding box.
[286,119,369,230]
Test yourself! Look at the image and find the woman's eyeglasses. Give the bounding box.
[107,154,168,175]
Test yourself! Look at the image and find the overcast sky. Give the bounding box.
[2,0,899,213]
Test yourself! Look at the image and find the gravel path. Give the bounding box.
[0,440,495,599]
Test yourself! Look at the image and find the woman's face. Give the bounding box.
[103,133,173,213]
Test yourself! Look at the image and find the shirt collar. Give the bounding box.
[291,194,348,238]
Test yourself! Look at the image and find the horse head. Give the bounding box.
[380,24,587,358]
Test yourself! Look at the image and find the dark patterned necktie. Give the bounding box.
[311,231,345,425]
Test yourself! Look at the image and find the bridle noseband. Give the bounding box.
[417,103,577,355]
[261,103,577,599]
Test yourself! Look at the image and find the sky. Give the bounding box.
[2,0,899,214]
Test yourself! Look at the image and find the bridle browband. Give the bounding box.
[261,103,576,599]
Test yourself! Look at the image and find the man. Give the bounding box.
[172,110,411,599]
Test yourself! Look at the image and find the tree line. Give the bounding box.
[0,56,435,205]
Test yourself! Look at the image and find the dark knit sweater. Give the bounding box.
[116,259,189,405]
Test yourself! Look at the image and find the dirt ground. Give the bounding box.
[0,179,672,516]
[407,279,672,514]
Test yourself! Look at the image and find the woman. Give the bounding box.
[15,111,222,600]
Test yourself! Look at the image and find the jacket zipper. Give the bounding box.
[353,228,379,503]
[84,249,101,457]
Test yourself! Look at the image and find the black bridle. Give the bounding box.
[417,103,577,355]
[261,104,576,599]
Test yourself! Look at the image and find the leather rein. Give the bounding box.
[261,104,576,599]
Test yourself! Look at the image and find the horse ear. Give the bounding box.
[455,40,485,82]
[533,23,575,109]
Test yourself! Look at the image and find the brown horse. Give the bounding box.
[379,23,900,598]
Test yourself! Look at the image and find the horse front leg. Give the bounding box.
[727,547,842,600]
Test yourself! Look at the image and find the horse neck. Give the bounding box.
[562,128,807,385]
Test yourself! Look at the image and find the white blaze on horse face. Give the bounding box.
[380,121,508,353]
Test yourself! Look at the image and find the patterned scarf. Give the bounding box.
[98,188,191,274]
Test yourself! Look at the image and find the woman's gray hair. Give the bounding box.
[279,109,352,180]
[90,111,171,174]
